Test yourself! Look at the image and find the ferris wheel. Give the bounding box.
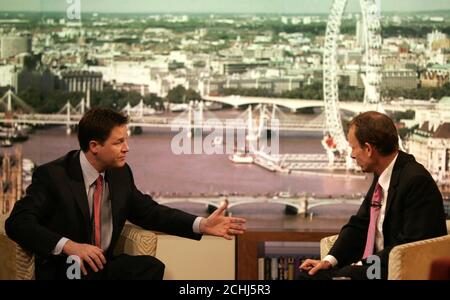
[323,0,382,160]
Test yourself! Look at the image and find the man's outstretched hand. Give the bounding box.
[200,199,246,240]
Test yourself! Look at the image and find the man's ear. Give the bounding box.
[364,142,374,157]
[88,140,101,154]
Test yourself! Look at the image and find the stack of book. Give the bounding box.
[257,241,320,280]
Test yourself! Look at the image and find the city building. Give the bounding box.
[420,64,450,87]
[0,35,32,59]
[408,121,450,182]
[381,69,418,89]
[222,62,270,75]
[87,60,153,90]
[355,14,366,49]
[11,67,56,94]
[341,68,364,88]
[420,70,449,88]
[429,63,450,77]
[427,30,447,50]
[0,64,14,87]
[60,70,103,92]
[198,76,304,96]
[113,83,149,95]
[431,38,450,52]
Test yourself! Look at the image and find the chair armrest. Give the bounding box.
[320,235,339,260]
[0,231,34,280]
[0,214,34,280]
[388,234,450,280]
[1,219,157,279]
[113,223,158,257]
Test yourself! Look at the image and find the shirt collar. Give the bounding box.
[79,151,105,190]
[377,152,398,192]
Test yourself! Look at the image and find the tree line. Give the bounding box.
[222,82,365,101]
[221,82,450,102]
[3,84,202,114]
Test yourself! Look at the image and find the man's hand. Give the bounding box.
[200,199,246,240]
[62,240,107,276]
[299,259,332,275]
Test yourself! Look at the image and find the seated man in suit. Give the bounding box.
[299,111,447,280]
[6,107,246,280]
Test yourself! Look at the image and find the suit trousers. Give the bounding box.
[84,254,165,280]
[296,265,371,280]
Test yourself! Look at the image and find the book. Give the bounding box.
[278,257,285,280]
[271,257,278,280]
[287,257,295,280]
[264,257,271,280]
[258,257,265,280]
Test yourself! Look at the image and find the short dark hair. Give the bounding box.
[78,108,129,152]
[349,111,398,156]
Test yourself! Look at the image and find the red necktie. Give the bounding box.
[93,175,103,248]
[362,183,383,259]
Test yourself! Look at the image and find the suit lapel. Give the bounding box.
[385,151,410,216]
[385,180,397,217]
[67,151,91,233]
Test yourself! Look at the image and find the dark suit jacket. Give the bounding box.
[5,150,202,279]
[329,151,447,278]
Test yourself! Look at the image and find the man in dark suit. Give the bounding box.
[299,111,447,280]
[5,108,246,280]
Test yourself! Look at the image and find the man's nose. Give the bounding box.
[123,141,129,152]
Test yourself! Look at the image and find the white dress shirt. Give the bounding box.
[324,153,399,267]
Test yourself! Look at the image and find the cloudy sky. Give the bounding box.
[1,0,450,13]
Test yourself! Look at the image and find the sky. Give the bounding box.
[1,0,450,14]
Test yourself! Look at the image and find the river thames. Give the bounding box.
[11,110,374,222]
[18,126,371,196]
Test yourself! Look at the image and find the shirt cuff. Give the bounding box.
[323,255,338,267]
[193,217,204,234]
[52,237,69,255]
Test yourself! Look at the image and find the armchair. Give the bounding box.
[0,219,158,280]
[320,220,450,280]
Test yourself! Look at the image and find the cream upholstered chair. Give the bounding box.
[320,220,450,280]
[0,217,158,280]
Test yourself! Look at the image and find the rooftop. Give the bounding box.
[433,122,450,139]
[430,64,450,71]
